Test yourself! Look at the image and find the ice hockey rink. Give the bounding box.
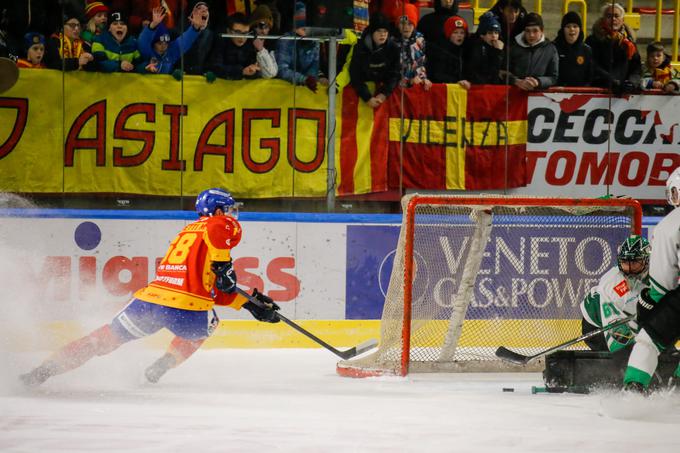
[2,348,680,453]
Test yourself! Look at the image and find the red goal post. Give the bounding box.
[337,195,642,378]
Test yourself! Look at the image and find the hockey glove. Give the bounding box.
[609,323,635,347]
[204,71,216,83]
[212,261,237,293]
[243,289,280,323]
[172,69,184,81]
[636,288,656,326]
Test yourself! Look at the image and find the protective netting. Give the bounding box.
[338,195,640,376]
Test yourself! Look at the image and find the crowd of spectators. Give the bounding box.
[1,0,678,101]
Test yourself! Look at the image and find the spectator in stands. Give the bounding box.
[489,0,527,45]
[92,11,141,73]
[349,12,400,108]
[417,0,459,46]
[427,15,469,87]
[394,3,431,90]
[211,0,259,33]
[501,12,557,91]
[276,2,326,92]
[208,13,260,80]
[138,6,205,76]
[182,2,215,77]
[45,13,95,71]
[81,1,109,45]
[249,5,278,79]
[16,32,46,69]
[553,11,593,87]
[465,12,503,85]
[585,2,641,93]
[641,42,680,93]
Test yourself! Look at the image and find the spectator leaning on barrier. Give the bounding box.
[426,15,469,88]
[489,0,527,45]
[394,3,431,90]
[349,12,400,108]
[465,12,503,85]
[182,2,215,77]
[248,5,278,79]
[81,0,109,45]
[417,0,459,47]
[208,12,260,80]
[501,12,558,91]
[16,32,46,69]
[275,2,326,92]
[92,11,141,73]
[585,2,641,93]
[45,13,95,71]
[553,11,593,87]
[641,42,680,94]
[138,6,205,77]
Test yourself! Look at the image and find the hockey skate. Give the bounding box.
[144,353,177,383]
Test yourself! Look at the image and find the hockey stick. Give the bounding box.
[235,287,378,360]
[495,314,635,365]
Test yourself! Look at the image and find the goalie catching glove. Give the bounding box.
[243,289,280,323]
[212,261,237,293]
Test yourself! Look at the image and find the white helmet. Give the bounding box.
[666,167,680,208]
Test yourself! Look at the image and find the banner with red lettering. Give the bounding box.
[513,92,680,200]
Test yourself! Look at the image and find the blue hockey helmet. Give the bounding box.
[195,188,237,217]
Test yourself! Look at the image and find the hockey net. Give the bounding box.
[337,195,642,377]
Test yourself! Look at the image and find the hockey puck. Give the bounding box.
[502,387,515,392]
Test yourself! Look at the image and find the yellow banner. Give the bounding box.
[0,70,330,198]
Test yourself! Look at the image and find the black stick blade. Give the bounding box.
[495,346,531,365]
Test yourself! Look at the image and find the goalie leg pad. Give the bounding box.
[641,287,680,347]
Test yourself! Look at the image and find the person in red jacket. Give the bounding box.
[20,188,280,387]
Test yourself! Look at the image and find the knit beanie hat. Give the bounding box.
[560,11,582,29]
[109,10,128,24]
[397,3,419,27]
[294,1,306,29]
[444,15,468,39]
[477,12,501,35]
[24,32,45,51]
[85,0,108,20]
[523,12,544,30]
[152,24,171,45]
[250,5,274,28]
[367,12,391,33]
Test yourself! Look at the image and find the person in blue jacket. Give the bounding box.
[138,6,207,76]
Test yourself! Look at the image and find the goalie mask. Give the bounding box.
[666,166,680,208]
[195,188,239,218]
[617,235,650,279]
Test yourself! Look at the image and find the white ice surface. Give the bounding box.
[1,348,680,453]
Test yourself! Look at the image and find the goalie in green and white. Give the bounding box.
[579,235,651,352]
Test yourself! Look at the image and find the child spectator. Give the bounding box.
[138,6,205,76]
[208,13,260,80]
[45,13,95,71]
[92,11,141,73]
[553,11,593,87]
[349,12,400,108]
[464,12,503,85]
[585,3,641,93]
[275,2,325,91]
[16,32,46,69]
[394,3,431,90]
[182,2,214,77]
[489,0,527,44]
[502,12,558,91]
[641,42,680,93]
[249,5,278,79]
[418,0,459,46]
[81,1,109,45]
[427,15,469,87]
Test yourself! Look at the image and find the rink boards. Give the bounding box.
[0,209,659,349]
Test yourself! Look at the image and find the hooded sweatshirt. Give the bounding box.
[553,27,593,86]
[505,32,558,88]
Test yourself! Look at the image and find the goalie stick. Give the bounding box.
[235,287,378,360]
[495,314,635,365]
